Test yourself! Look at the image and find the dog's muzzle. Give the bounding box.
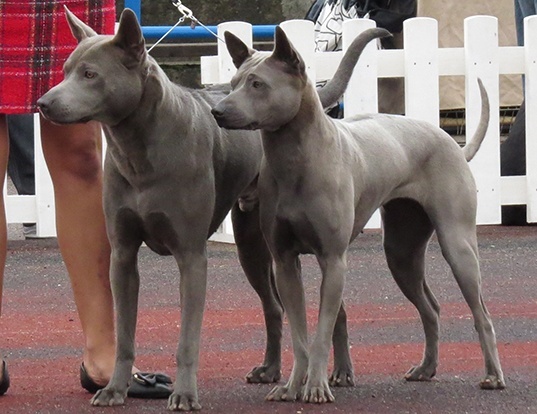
[211,106,228,127]
[211,107,259,130]
[36,97,53,120]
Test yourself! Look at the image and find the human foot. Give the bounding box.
[80,363,172,399]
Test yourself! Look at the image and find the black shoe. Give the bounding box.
[0,360,10,396]
[79,363,103,394]
[80,363,172,399]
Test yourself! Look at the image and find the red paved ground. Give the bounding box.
[1,225,537,413]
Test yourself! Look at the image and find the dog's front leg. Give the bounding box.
[266,255,309,402]
[304,254,347,404]
[91,244,141,406]
[167,250,208,411]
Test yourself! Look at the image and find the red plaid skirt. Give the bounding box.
[0,0,115,114]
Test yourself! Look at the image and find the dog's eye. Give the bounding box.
[252,80,263,89]
[84,70,96,79]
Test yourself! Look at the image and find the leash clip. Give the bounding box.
[172,0,193,19]
[147,0,225,53]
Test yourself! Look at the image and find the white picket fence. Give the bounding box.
[201,15,537,242]
[8,15,536,241]
[4,116,56,238]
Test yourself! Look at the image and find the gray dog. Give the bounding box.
[36,8,387,411]
[37,8,279,411]
[212,27,505,404]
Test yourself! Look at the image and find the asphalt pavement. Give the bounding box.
[0,225,537,413]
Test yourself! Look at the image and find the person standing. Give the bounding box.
[0,1,170,397]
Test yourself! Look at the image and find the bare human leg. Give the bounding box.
[0,115,9,317]
[0,115,9,390]
[40,117,115,386]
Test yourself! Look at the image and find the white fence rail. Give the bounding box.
[4,115,56,238]
[8,15,535,241]
[202,15,536,240]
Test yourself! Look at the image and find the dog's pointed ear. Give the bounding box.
[272,26,304,74]
[224,31,254,69]
[113,9,146,67]
[64,5,98,42]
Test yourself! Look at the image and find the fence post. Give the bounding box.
[280,20,316,81]
[525,15,537,222]
[217,22,253,83]
[33,114,56,237]
[340,19,381,229]
[209,22,254,243]
[342,18,378,116]
[465,15,501,225]
[404,18,439,126]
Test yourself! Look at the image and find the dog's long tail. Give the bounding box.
[318,27,392,109]
[463,78,490,162]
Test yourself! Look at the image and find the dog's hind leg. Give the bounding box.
[232,203,284,384]
[329,301,355,387]
[434,219,505,390]
[381,199,439,382]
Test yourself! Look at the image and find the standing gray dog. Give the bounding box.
[37,8,282,411]
[36,8,386,411]
[212,26,505,404]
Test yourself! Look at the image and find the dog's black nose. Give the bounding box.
[36,98,49,115]
[211,107,224,118]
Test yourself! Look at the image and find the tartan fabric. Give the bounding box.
[0,0,115,114]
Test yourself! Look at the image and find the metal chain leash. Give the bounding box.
[147,0,225,53]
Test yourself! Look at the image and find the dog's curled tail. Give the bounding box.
[463,78,490,162]
[318,27,392,109]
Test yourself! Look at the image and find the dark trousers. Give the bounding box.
[6,114,35,196]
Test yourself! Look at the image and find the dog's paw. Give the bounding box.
[246,365,281,384]
[404,365,436,381]
[329,367,355,387]
[90,387,126,406]
[167,392,202,411]
[265,385,300,402]
[302,383,335,404]
[480,375,506,390]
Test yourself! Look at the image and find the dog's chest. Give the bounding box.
[107,143,155,181]
[264,173,355,256]
[273,214,320,255]
[142,211,177,256]
[270,197,322,255]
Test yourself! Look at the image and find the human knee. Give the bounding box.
[69,144,103,183]
[52,143,102,184]
[42,122,103,184]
